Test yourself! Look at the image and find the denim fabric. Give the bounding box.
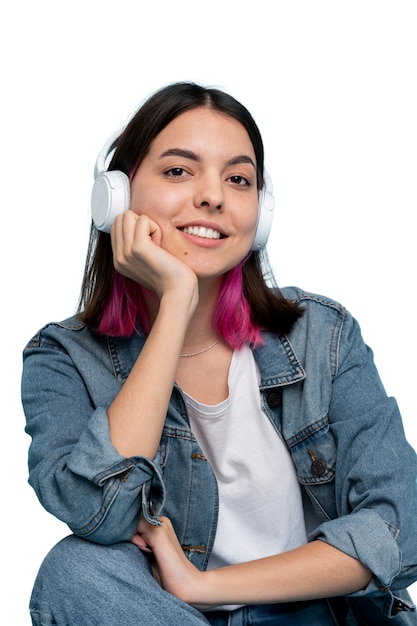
[22,287,417,623]
[29,536,334,626]
[203,600,336,625]
[30,535,210,626]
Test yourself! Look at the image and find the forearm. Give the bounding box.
[135,517,372,609]
[108,289,197,458]
[199,540,372,607]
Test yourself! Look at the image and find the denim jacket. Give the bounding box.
[22,287,417,624]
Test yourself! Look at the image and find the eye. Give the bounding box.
[227,175,251,186]
[164,167,189,178]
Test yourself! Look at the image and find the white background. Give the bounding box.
[1,1,416,622]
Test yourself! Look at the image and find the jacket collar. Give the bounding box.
[253,331,306,389]
[109,329,305,388]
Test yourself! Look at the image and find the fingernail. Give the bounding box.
[138,545,153,553]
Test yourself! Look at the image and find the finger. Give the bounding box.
[131,532,153,553]
[120,210,141,254]
[131,213,162,247]
[111,211,143,272]
[110,211,135,264]
[144,216,162,246]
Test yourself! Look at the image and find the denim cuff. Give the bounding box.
[310,508,402,599]
[66,407,166,541]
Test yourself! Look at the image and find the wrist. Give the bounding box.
[159,282,199,319]
[187,568,221,610]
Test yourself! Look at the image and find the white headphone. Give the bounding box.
[91,130,275,250]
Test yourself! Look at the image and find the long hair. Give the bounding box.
[78,82,303,347]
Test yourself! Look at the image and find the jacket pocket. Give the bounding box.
[288,415,336,485]
[288,416,338,521]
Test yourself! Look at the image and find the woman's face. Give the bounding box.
[129,107,259,281]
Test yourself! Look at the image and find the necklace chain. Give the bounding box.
[180,338,221,358]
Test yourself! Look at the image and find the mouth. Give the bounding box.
[178,226,226,240]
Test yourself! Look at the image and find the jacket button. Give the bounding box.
[266,390,282,408]
[308,449,327,477]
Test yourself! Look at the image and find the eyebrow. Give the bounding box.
[159,148,256,169]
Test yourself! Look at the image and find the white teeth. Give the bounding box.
[182,226,221,239]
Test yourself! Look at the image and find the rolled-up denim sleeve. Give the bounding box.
[310,311,417,609]
[66,408,166,541]
[310,509,409,592]
[22,328,165,545]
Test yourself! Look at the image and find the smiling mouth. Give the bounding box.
[179,226,225,240]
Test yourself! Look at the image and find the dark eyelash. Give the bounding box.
[166,167,186,176]
[230,175,251,186]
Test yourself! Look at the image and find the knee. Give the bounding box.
[35,534,151,591]
[30,536,209,626]
[31,535,152,614]
[30,535,157,625]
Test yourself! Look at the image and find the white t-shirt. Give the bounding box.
[183,345,307,608]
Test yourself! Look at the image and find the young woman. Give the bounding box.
[22,82,417,625]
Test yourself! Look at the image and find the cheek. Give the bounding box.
[242,206,260,237]
[237,193,260,231]
[130,186,179,221]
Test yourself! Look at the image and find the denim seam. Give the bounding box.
[286,415,330,446]
[107,335,125,381]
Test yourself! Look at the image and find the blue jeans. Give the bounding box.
[30,535,338,625]
[203,601,337,625]
[30,535,209,626]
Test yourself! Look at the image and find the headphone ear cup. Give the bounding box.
[91,170,131,233]
[252,171,275,250]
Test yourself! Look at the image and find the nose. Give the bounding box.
[194,174,224,211]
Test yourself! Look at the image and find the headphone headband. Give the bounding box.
[94,128,124,179]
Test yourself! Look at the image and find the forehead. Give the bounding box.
[149,107,256,161]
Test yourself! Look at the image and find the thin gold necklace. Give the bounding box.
[180,338,221,358]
